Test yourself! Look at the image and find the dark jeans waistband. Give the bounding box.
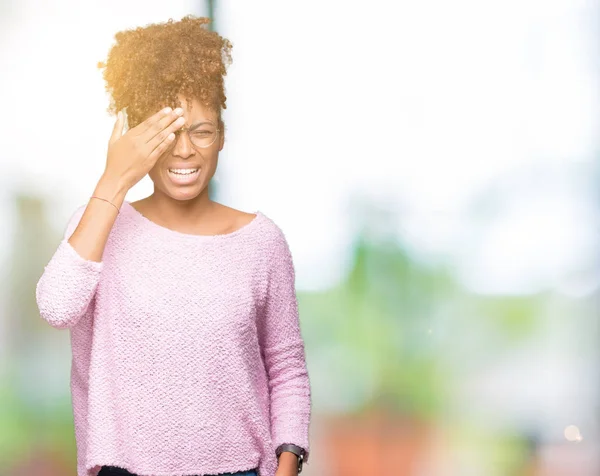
[97,465,259,476]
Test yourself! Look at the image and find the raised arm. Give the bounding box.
[257,226,312,467]
[36,105,187,329]
[35,175,124,329]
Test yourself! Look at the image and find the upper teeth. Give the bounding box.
[169,168,198,175]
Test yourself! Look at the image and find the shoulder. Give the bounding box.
[254,211,289,247]
[231,208,258,229]
[212,202,262,235]
[253,212,296,272]
[213,202,287,244]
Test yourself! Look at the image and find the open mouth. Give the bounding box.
[167,167,201,184]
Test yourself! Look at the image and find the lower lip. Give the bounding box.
[167,169,200,185]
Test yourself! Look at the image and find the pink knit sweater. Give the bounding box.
[35,200,311,476]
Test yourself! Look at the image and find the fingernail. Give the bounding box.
[163,107,172,114]
[174,108,184,116]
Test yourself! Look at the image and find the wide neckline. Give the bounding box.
[122,200,264,242]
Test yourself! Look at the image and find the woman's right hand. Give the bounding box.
[104,106,185,192]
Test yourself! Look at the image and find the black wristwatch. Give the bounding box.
[275,443,307,473]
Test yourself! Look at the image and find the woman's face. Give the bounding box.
[148,94,224,201]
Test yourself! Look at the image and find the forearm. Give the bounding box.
[68,174,128,262]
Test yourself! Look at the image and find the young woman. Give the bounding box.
[35,16,311,476]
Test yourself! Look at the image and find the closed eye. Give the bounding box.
[191,131,214,138]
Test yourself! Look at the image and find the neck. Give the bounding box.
[146,187,216,223]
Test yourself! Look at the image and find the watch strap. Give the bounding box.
[275,443,306,473]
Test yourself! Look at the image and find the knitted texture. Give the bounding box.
[35,200,311,476]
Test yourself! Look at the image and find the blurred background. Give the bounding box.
[1,0,599,474]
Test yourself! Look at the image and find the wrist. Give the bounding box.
[276,444,305,473]
[278,451,298,462]
[277,452,299,474]
[95,173,128,205]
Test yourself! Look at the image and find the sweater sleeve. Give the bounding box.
[35,203,104,329]
[257,227,312,463]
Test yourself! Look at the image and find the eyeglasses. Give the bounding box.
[172,120,221,148]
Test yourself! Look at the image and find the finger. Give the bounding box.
[141,107,185,144]
[109,110,125,145]
[131,106,173,136]
[145,115,185,152]
[147,131,176,163]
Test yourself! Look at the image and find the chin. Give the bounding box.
[166,186,206,201]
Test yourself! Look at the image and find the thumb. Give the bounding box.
[109,110,125,145]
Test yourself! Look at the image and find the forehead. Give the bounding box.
[177,95,219,122]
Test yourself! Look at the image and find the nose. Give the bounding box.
[172,130,195,159]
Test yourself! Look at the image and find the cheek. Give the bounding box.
[194,148,219,168]
[151,150,171,170]
[207,149,220,163]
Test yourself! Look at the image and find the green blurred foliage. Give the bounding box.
[299,204,543,425]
